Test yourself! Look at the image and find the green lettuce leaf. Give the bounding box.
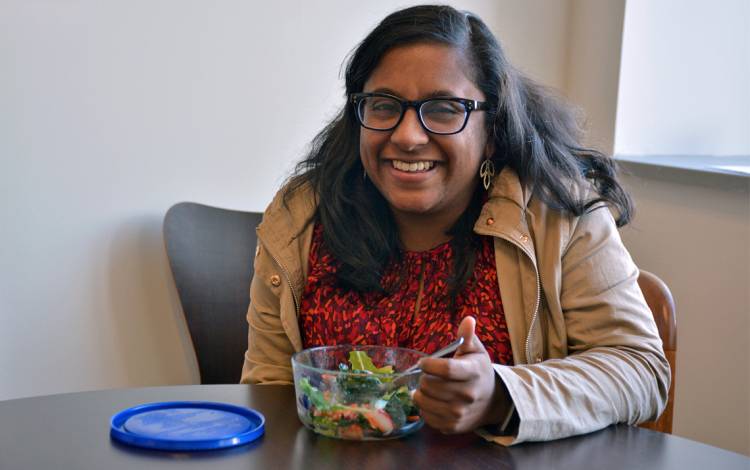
[348,350,394,375]
[300,377,329,410]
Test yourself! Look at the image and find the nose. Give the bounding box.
[389,108,429,151]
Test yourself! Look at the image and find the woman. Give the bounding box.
[240,5,670,445]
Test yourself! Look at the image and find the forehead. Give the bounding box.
[363,43,482,99]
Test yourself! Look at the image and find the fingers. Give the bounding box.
[414,388,483,434]
[419,408,462,434]
[414,322,503,434]
[419,356,477,381]
[418,373,483,404]
[416,316,490,381]
[456,315,476,352]
[413,389,457,421]
[454,316,487,358]
[413,389,468,433]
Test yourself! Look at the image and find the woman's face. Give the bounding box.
[359,43,491,227]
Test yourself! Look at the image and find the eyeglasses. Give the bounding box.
[350,92,490,135]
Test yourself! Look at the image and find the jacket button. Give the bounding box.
[535,356,542,363]
[486,217,495,226]
[270,275,281,287]
[520,235,529,243]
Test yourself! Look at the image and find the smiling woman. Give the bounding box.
[240,4,670,446]
[358,43,491,251]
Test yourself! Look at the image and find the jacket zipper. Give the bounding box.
[505,236,541,365]
[257,232,300,317]
[477,229,542,365]
[524,269,542,363]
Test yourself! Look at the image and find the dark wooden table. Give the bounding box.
[0,385,747,469]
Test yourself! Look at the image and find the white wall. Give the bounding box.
[610,0,750,455]
[563,0,625,154]
[620,169,750,456]
[615,0,750,156]
[547,0,750,455]
[0,1,571,400]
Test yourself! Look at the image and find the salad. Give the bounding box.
[297,350,421,440]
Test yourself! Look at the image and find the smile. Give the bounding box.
[391,160,436,172]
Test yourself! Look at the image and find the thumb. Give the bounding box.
[454,316,486,357]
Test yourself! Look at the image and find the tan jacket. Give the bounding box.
[240,168,671,445]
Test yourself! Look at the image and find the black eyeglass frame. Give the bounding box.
[350,92,491,135]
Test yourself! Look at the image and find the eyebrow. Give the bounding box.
[368,87,460,99]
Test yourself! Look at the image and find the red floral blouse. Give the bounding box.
[299,223,513,365]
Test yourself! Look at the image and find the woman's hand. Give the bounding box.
[413,316,511,433]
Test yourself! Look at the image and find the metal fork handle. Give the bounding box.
[401,337,465,375]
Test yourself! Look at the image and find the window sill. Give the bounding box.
[614,154,750,178]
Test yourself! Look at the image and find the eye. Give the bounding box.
[422,100,465,122]
[366,97,400,114]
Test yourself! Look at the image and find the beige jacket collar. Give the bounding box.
[258,168,536,277]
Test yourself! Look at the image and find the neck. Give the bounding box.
[396,216,452,251]
[390,188,481,252]
[393,211,454,252]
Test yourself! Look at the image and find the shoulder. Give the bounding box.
[259,178,318,238]
[253,178,318,301]
[265,177,317,217]
[488,168,613,254]
[529,191,615,255]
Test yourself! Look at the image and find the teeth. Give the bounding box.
[392,160,435,172]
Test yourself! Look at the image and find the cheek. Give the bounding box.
[359,135,369,159]
[358,132,370,170]
[465,127,491,167]
[359,131,387,165]
[450,135,487,172]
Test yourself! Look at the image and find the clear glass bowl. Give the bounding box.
[292,345,426,440]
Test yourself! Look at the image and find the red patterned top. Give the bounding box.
[299,223,513,365]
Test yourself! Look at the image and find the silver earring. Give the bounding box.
[479,159,495,190]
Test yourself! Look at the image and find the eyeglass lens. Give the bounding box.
[357,96,468,134]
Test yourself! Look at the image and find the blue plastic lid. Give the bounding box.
[110,401,265,451]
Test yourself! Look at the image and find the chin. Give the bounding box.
[388,198,438,215]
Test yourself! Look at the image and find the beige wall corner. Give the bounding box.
[563,0,626,155]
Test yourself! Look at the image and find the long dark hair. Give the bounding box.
[286,4,633,295]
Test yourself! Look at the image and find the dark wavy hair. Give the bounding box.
[286,4,633,296]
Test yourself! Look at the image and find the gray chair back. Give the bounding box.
[163,202,262,384]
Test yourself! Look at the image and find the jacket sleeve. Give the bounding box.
[240,242,296,385]
[484,206,671,445]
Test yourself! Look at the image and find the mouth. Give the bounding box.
[390,160,436,173]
